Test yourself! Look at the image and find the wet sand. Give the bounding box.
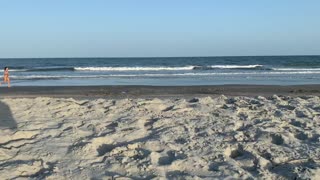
[0,85,320,98]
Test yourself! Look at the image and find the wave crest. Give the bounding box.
[10,71,320,80]
[74,65,265,71]
[74,66,195,71]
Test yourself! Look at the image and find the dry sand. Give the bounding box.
[1,95,320,179]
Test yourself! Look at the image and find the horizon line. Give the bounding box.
[0,54,319,59]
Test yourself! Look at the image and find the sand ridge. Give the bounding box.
[0,95,320,179]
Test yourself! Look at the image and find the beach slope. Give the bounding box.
[0,86,320,179]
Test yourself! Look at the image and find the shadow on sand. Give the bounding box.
[0,101,17,130]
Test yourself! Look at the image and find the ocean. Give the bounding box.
[0,56,320,86]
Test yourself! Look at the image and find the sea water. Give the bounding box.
[0,56,320,86]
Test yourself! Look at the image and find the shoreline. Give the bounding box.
[0,85,319,98]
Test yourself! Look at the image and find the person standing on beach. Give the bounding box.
[3,67,10,87]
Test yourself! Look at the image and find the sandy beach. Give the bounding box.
[1,85,320,179]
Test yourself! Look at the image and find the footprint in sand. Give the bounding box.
[144,118,159,130]
[294,131,309,141]
[224,145,244,159]
[151,150,187,166]
[271,133,284,145]
[96,144,116,156]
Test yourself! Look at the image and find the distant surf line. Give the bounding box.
[10,70,320,80]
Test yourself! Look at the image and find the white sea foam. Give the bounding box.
[74,65,265,71]
[273,68,320,71]
[6,64,268,72]
[74,66,195,71]
[10,70,320,80]
[0,69,26,72]
[209,65,263,69]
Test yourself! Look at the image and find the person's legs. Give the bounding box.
[4,77,10,87]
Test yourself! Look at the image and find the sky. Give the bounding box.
[0,0,319,58]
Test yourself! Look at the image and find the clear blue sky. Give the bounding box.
[0,0,319,58]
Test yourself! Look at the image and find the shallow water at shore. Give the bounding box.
[1,56,320,86]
